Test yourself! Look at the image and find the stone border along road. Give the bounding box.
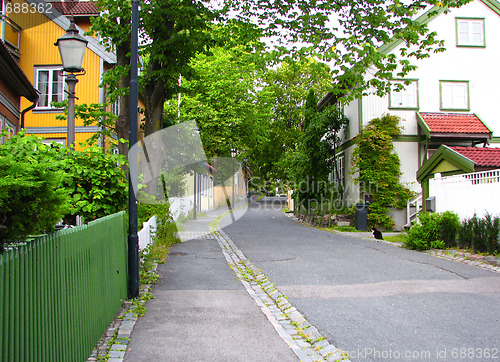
[90,227,499,361]
[209,229,349,362]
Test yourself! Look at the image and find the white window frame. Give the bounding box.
[330,153,345,189]
[34,66,66,110]
[41,138,66,146]
[456,18,485,47]
[440,81,469,111]
[389,80,418,109]
[111,99,120,117]
[0,115,15,144]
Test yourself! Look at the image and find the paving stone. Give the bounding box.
[114,338,130,345]
[107,350,125,358]
[314,339,330,349]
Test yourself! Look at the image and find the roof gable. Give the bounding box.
[419,112,491,134]
[417,112,492,141]
[417,144,476,181]
[417,144,500,181]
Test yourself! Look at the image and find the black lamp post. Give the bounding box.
[55,20,88,150]
[128,0,140,299]
[231,148,237,206]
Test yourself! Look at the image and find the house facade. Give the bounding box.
[323,0,500,222]
[1,0,116,148]
[0,39,37,138]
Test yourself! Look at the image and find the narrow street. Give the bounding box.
[222,198,500,361]
[125,197,500,361]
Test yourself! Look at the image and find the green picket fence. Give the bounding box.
[0,211,128,362]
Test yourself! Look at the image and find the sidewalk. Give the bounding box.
[122,198,300,361]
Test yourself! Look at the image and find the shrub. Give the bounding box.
[484,213,500,254]
[458,214,499,254]
[440,211,460,247]
[0,157,70,248]
[0,131,127,225]
[458,217,474,249]
[404,211,459,250]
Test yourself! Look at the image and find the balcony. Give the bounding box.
[0,15,21,60]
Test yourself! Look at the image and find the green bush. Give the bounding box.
[0,131,127,225]
[404,211,458,250]
[406,211,499,254]
[0,157,70,248]
[458,214,499,254]
[484,214,499,254]
[439,211,460,247]
[458,217,474,249]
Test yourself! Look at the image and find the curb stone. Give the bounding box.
[427,249,500,273]
[286,212,500,274]
[213,229,350,362]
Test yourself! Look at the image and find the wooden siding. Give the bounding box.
[11,0,103,135]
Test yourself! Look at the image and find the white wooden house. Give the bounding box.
[320,0,500,228]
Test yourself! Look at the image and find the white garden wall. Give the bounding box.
[429,169,500,220]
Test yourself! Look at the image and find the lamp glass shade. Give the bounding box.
[231,148,237,158]
[56,23,88,72]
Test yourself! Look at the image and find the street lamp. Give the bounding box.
[55,19,88,150]
[231,148,237,206]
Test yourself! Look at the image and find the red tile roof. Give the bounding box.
[50,2,100,16]
[420,112,491,135]
[451,147,500,168]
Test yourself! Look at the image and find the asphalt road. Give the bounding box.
[222,197,500,361]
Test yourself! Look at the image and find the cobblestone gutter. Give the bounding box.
[213,229,349,362]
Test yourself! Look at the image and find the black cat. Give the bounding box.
[372,227,383,241]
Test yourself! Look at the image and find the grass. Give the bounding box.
[383,233,407,243]
[332,225,361,232]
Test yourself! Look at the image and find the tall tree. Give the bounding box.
[261,58,334,180]
[89,0,217,156]
[89,0,470,157]
[167,42,271,160]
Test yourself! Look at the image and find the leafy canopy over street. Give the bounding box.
[87,0,471,154]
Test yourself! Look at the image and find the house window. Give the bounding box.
[41,138,66,146]
[456,18,485,47]
[389,80,418,109]
[111,99,120,116]
[35,66,65,109]
[440,81,469,110]
[330,153,344,189]
[0,115,15,144]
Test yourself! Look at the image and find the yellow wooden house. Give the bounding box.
[1,0,117,149]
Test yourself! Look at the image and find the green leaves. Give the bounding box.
[0,132,128,231]
[351,114,415,228]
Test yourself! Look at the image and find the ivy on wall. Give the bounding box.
[351,114,414,228]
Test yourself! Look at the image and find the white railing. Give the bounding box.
[429,169,500,219]
[138,215,157,250]
[169,196,193,221]
[406,192,423,226]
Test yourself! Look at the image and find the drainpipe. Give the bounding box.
[20,100,38,130]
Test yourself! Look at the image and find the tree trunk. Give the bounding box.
[115,41,131,159]
[143,61,168,137]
